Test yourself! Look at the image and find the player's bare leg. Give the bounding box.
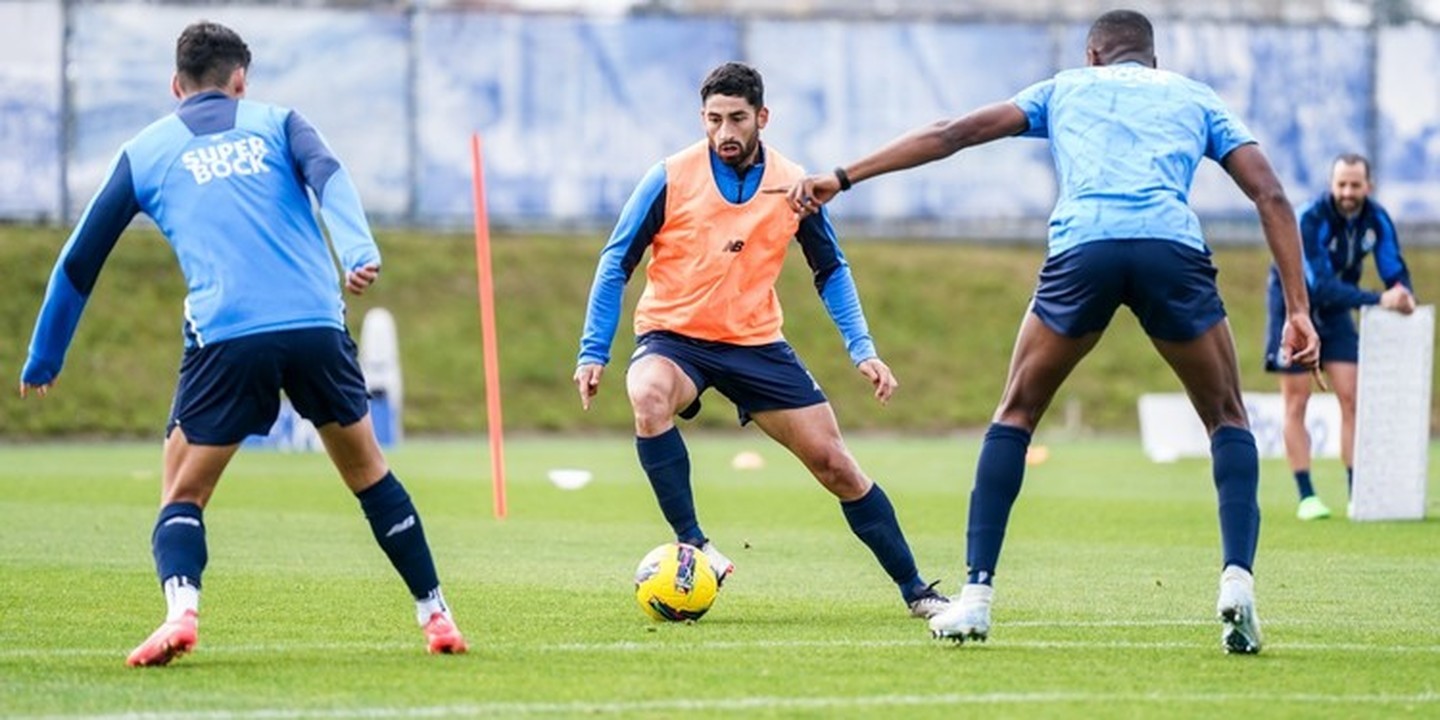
[1278,372,1330,519]
[128,430,237,667]
[753,402,947,617]
[626,355,736,581]
[1325,361,1359,499]
[318,415,466,654]
[1152,319,1263,654]
[932,311,1101,642]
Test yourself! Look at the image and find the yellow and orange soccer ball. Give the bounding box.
[633,542,719,622]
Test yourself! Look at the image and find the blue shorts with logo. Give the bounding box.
[1263,278,1358,373]
[630,331,827,426]
[1032,239,1226,342]
[168,327,370,445]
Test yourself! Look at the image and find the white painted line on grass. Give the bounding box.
[15,690,1440,719]
[4,636,1438,660]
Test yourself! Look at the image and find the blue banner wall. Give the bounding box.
[1377,24,1440,221]
[4,8,1435,232]
[750,21,1055,224]
[0,1,62,220]
[67,5,409,219]
[415,13,740,224]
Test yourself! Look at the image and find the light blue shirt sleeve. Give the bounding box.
[1011,78,1055,139]
[1199,86,1256,162]
[285,111,380,272]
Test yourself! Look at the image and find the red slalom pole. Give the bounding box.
[470,132,507,519]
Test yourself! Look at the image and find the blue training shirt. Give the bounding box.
[577,144,877,367]
[1012,62,1256,257]
[1269,192,1412,312]
[23,91,378,386]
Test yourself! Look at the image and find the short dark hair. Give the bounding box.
[1087,9,1155,62]
[700,62,764,109]
[176,21,251,90]
[1333,152,1372,180]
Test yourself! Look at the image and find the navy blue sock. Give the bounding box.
[840,484,925,602]
[356,472,440,599]
[1346,467,1354,497]
[152,502,207,589]
[1212,426,1260,572]
[637,427,704,546]
[966,424,1031,586]
[1294,469,1315,500]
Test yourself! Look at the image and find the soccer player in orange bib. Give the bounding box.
[574,62,949,619]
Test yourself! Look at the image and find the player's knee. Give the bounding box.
[627,385,675,425]
[808,447,864,496]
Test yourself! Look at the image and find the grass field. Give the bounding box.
[2,435,1438,718]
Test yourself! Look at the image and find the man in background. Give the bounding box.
[20,21,467,666]
[1265,153,1415,520]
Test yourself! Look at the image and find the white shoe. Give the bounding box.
[700,542,734,587]
[929,583,993,643]
[1217,565,1262,655]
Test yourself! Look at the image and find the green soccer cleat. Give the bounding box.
[1296,495,1332,521]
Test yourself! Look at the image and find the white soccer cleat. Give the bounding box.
[929,583,993,643]
[700,541,734,588]
[1217,565,1262,655]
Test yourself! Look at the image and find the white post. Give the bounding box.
[1351,305,1433,521]
[359,307,404,447]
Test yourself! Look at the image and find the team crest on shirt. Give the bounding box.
[1362,229,1376,253]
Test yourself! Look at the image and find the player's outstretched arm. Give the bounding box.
[788,102,1029,216]
[1223,143,1319,368]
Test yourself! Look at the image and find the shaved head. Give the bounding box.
[1087,10,1156,67]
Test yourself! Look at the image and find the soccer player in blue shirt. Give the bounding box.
[787,10,1320,654]
[1265,153,1415,521]
[18,22,467,665]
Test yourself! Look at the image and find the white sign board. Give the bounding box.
[360,307,404,446]
[1351,305,1433,521]
[1139,392,1342,463]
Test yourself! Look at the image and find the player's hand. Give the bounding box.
[18,378,55,399]
[1281,312,1321,370]
[1380,285,1416,315]
[346,264,380,295]
[785,173,842,219]
[574,363,605,410]
[857,357,898,405]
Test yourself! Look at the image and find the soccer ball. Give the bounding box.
[633,542,719,622]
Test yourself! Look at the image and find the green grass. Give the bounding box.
[2,436,1438,718]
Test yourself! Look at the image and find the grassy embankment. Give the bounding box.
[4,224,1438,437]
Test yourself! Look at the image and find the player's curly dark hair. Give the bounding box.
[176,21,251,91]
[700,62,764,109]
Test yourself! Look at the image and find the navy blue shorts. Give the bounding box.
[630,331,827,426]
[167,327,370,445]
[1032,239,1226,342]
[1263,278,1358,373]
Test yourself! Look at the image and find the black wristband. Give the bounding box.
[833,166,853,192]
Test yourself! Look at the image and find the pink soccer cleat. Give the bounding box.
[424,612,468,655]
[126,610,198,667]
